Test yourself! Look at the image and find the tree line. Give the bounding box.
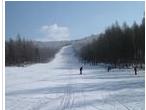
[5,35,59,66]
[78,17,145,66]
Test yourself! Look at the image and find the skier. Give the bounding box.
[134,65,137,75]
[107,66,111,72]
[80,66,83,75]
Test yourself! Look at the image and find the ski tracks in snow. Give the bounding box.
[60,83,75,110]
[59,71,77,110]
[59,71,86,110]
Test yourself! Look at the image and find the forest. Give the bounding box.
[5,35,60,66]
[5,17,145,67]
[77,17,145,67]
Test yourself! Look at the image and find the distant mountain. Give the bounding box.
[34,40,71,49]
[34,34,99,51]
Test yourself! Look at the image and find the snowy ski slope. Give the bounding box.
[6,45,145,110]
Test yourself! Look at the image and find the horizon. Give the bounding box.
[6,1,144,41]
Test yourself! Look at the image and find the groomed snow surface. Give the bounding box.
[6,45,144,110]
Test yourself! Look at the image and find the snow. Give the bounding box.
[6,45,145,110]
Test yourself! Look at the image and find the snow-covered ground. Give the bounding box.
[6,45,145,110]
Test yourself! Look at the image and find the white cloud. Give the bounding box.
[40,24,70,41]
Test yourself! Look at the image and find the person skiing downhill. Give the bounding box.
[107,66,111,72]
[134,65,137,75]
[80,66,83,75]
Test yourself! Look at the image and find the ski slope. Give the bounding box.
[6,45,145,110]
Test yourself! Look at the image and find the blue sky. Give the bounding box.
[6,1,144,41]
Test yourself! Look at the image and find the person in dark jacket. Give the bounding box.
[134,65,137,75]
[107,66,111,72]
[80,66,83,75]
